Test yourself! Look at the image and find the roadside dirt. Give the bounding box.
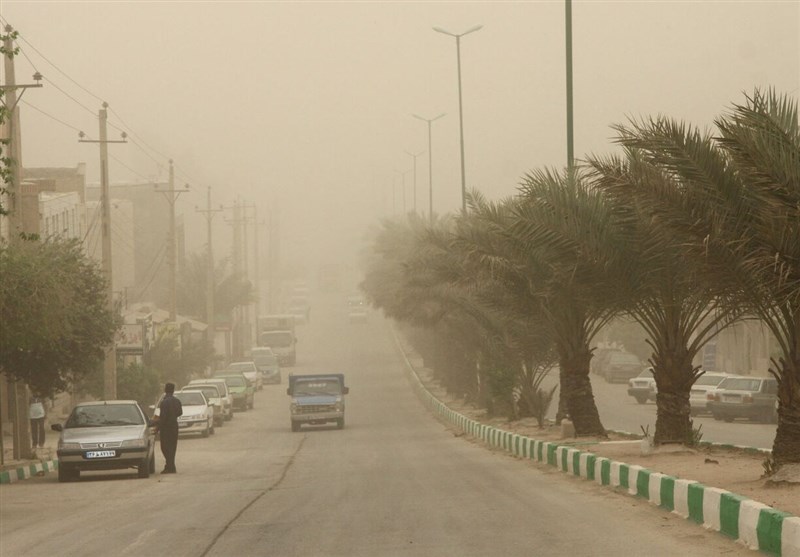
[412,364,799,518]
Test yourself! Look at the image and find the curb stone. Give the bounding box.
[393,331,799,556]
[0,459,59,484]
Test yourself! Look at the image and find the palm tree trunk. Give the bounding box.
[772,356,800,467]
[560,349,606,436]
[650,339,695,445]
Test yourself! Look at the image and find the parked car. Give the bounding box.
[153,390,215,437]
[627,367,656,404]
[51,400,156,482]
[214,372,254,410]
[688,372,731,416]
[187,378,233,421]
[707,375,778,423]
[250,347,281,385]
[180,385,225,427]
[590,346,622,375]
[227,361,262,391]
[602,351,644,383]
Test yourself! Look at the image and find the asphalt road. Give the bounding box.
[0,293,751,556]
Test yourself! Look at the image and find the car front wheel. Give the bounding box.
[138,457,151,478]
[58,463,78,482]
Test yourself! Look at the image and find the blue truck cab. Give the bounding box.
[287,374,349,432]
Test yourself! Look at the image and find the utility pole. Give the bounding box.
[196,187,222,354]
[404,150,425,214]
[565,0,575,174]
[154,160,188,322]
[240,201,256,352]
[251,205,263,317]
[2,25,43,461]
[79,103,127,400]
[226,200,244,357]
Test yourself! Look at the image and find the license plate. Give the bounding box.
[723,395,740,403]
[179,422,191,428]
[85,450,116,459]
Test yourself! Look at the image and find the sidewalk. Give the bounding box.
[1,437,59,484]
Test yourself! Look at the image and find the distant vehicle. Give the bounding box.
[346,294,368,323]
[153,390,215,437]
[627,367,656,404]
[602,351,644,383]
[590,346,622,375]
[257,314,297,366]
[187,378,233,421]
[250,347,281,384]
[214,372,254,411]
[688,372,730,416]
[707,375,778,423]
[287,374,349,432]
[51,400,156,482]
[227,361,262,391]
[180,385,225,427]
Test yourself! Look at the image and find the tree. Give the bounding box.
[608,89,800,468]
[0,238,118,396]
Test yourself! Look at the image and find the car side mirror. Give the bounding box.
[286,388,292,395]
[343,387,350,395]
[51,423,63,432]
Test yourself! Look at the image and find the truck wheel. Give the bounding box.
[291,421,301,432]
[336,418,345,430]
[201,424,210,438]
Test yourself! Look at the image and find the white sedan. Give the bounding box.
[153,391,215,437]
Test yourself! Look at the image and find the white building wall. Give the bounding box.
[39,191,83,240]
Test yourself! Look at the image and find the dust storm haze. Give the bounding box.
[1,1,798,280]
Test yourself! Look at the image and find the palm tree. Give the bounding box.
[608,89,800,468]
[588,149,743,444]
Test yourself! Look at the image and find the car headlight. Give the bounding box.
[122,438,146,448]
[59,442,81,450]
[334,402,343,412]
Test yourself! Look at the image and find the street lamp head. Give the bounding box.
[432,26,453,36]
[464,24,483,35]
[433,113,446,121]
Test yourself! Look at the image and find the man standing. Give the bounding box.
[29,397,46,449]
[158,382,182,474]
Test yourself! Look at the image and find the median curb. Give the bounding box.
[394,334,799,556]
[0,458,59,484]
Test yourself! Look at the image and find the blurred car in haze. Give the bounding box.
[707,375,778,423]
[250,347,281,384]
[688,371,730,416]
[227,361,262,391]
[627,367,656,404]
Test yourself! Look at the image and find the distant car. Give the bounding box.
[153,390,215,437]
[180,385,225,427]
[346,294,368,323]
[215,372,254,410]
[250,347,281,385]
[627,367,656,404]
[688,372,730,416]
[707,375,778,423]
[602,351,643,383]
[591,346,622,375]
[51,400,156,482]
[187,378,234,421]
[227,361,262,391]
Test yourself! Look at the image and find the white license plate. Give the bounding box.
[723,395,740,403]
[85,450,116,459]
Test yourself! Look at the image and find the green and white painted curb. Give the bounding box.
[0,459,59,484]
[396,337,799,556]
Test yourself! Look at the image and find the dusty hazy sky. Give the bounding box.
[2,1,798,272]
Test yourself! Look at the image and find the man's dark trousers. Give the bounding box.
[160,426,178,472]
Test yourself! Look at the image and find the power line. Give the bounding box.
[41,76,97,120]
[21,100,83,133]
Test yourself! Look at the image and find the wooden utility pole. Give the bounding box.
[155,160,188,322]
[2,25,42,460]
[79,103,126,400]
[196,187,222,350]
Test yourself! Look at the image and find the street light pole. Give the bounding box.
[411,113,445,224]
[565,0,575,174]
[433,25,482,213]
[404,150,425,215]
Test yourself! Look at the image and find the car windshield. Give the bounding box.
[191,381,227,396]
[254,355,276,366]
[695,374,727,386]
[66,404,144,428]
[260,332,293,347]
[228,363,255,373]
[175,392,206,406]
[719,378,761,391]
[294,379,342,396]
[218,375,246,387]
[637,368,654,378]
[610,353,640,365]
[182,389,216,402]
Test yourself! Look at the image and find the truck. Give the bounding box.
[257,314,297,366]
[286,373,349,432]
